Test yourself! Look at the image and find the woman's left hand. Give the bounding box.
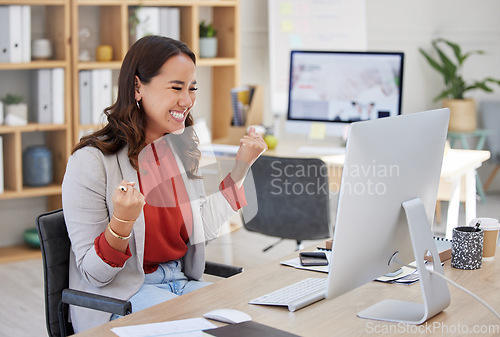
[230,127,267,187]
[235,126,268,166]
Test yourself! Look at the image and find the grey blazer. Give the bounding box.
[61,145,236,332]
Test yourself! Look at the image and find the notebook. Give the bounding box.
[424,236,452,262]
[204,321,301,337]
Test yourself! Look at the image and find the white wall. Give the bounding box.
[364,0,500,115]
[238,0,500,189]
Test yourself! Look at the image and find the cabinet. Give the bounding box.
[0,0,241,257]
[0,0,72,211]
[70,0,241,143]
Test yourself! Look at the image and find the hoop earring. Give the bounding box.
[136,101,140,109]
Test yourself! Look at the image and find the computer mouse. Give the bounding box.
[203,308,252,324]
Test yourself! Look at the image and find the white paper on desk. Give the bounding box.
[110,317,216,337]
[280,250,331,273]
[375,261,438,285]
[375,263,417,283]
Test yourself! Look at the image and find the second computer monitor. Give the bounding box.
[286,50,404,137]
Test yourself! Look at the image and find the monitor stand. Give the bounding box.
[357,197,451,324]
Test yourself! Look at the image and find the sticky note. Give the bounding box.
[289,34,302,48]
[280,20,293,33]
[279,3,293,15]
[309,122,326,140]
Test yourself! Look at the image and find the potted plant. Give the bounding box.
[199,20,217,58]
[2,93,28,126]
[419,38,500,132]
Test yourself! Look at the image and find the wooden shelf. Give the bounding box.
[0,123,68,134]
[197,57,238,67]
[0,184,62,200]
[0,60,69,70]
[76,0,238,5]
[0,244,41,264]
[1,0,241,261]
[77,61,122,70]
[71,0,241,144]
[0,0,66,5]
[0,1,71,210]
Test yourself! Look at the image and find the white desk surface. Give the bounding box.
[440,149,490,178]
[267,142,490,172]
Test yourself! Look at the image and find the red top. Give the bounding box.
[95,142,247,273]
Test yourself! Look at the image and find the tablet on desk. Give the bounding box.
[299,252,328,266]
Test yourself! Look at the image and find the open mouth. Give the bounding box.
[169,110,187,121]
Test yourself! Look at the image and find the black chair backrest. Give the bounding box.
[37,209,74,337]
[242,156,331,241]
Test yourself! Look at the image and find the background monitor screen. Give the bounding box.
[287,50,404,124]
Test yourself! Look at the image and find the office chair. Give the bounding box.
[481,101,500,191]
[241,156,332,251]
[37,209,242,337]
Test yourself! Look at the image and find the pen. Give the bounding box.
[475,220,481,232]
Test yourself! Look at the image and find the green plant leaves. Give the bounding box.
[2,93,23,105]
[199,20,216,38]
[419,38,500,101]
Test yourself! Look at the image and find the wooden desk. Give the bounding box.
[75,248,500,337]
[266,142,490,240]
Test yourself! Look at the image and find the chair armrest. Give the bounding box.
[61,289,132,316]
[204,261,243,278]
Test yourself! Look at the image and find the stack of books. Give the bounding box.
[230,86,256,127]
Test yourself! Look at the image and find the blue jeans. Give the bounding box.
[111,260,211,320]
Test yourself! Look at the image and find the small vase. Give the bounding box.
[4,103,28,126]
[32,39,53,60]
[96,45,113,62]
[199,37,218,58]
[23,146,53,187]
[442,98,477,132]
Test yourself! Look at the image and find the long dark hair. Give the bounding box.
[73,36,201,178]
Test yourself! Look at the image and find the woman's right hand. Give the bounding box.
[111,180,145,229]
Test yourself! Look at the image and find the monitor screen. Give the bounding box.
[287,50,404,124]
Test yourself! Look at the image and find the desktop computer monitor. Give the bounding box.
[325,108,451,324]
[286,50,404,137]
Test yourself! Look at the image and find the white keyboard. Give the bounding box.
[297,146,345,155]
[249,278,327,312]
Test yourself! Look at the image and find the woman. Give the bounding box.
[62,35,266,332]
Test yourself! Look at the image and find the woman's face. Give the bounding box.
[135,53,197,143]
